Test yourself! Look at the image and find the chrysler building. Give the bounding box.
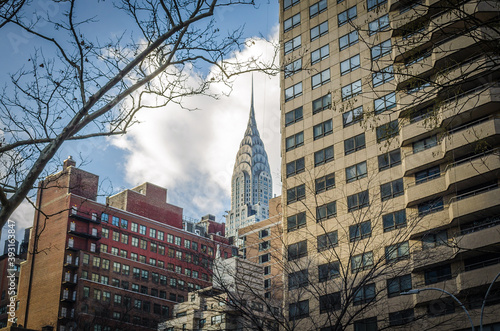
[225,83,273,242]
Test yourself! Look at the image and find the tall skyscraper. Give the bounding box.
[225,83,273,242]
[280,0,500,330]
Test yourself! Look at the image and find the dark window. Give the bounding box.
[354,317,378,331]
[288,269,308,290]
[387,274,412,298]
[424,264,452,285]
[288,212,306,232]
[286,158,305,177]
[367,0,387,11]
[349,221,371,241]
[389,309,414,326]
[376,120,398,142]
[353,283,375,305]
[309,0,327,17]
[320,292,341,313]
[311,45,329,65]
[344,133,365,155]
[317,231,338,251]
[346,161,367,182]
[313,93,331,114]
[347,190,369,212]
[285,132,304,151]
[285,82,302,101]
[369,14,389,35]
[284,36,302,54]
[310,21,328,41]
[313,120,333,140]
[409,106,435,123]
[315,173,335,193]
[371,39,391,60]
[372,66,394,87]
[378,149,401,170]
[285,107,303,127]
[351,252,373,272]
[289,300,309,320]
[312,69,331,89]
[341,79,362,101]
[284,13,300,32]
[339,31,359,50]
[314,146,334,167]
[380,178,404,201]
[374,92,396,114]
[340,54,360,75]
[319,262,340,282]
[259,253,270,264]
[427,299,455,317]
[385,241,410,262]
[338,6,356,26]
[287,184,306,204]
[383,210,406,232]
[343,106,363,127]
[284,59,302,78]
[413,135,438,153]
[418,198,444,216]
[422,230,448,249]
[288,241,307,261]
[283,0,299,10]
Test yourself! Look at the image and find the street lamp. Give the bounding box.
[480,271,500,331]
[401,287,474,331]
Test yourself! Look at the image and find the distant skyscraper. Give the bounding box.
[226,82,273,242]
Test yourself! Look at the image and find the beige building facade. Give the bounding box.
[280,0,500,330]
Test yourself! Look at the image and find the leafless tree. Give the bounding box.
[0,0,278,228]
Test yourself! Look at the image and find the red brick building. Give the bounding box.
[17,158,235,330]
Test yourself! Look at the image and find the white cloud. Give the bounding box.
[111,32,281,222]
[1,200,34,254]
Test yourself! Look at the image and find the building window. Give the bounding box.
[288,240,307,261]
[287,184,305,204]
[309,0,327,18]
[259,253,270,264]
[167,234,174,243]
[351,251,374,272]
[312,93,331,114]
[368,0,387,11]
[284,13,300,32]
[101,228,109,238]
[376,120,398,142]
[139,225,146,235]
[259,241,270,251]
[120,219,128,229]
[314,146,334,167]
[264,266,271,275]
[102,259,110,270]
[378,149,401,170]
[121,234,128,245]
[346,161,367,183]
[342,107,363,128]
[289,300,309,320]
[340,54,360,75]
[131,237,139,247]
[353,284,375,305]
[338,6,356,26]
[415,165,441,185]
[288,269,308,290]
[385,241,410,262]
[287,212,306,232]
[101,213,108,223]
[373,65,394,87]
[413,135,438,153]
[369,14,389,35]
[157,231,164,241]
[285,107,303,127]
[315,173,335,193]
[352,319,378,331]
[149,228,156,238]
[427,298,455,317]
[339,30,358,51]
[285,132,304,151]
[311,44,329,65]
[140,239,147,250]
[348,190,369,212]
[112,216,119,226]
[313,120,333,140]
[418,197,444,216]
[387,274,412,298]
[374,92,396,114]
[383,210,407,232]
[349,221,371,241]
[286,157,305,177]
[264,279,271,289]
[285,82,303,101]
[284,58,302,78]
[317,231,338,251]
[319,261,340,282]
[131,222,137,232]
[344,133,365,155]
[259,229,269,238]
[341,79,362,101]
[320,292,341,313]
[380,178,404,201]
[311,69,330,89]
[316,201,336,222]
[422,230,448,249]
[92,257,100,268]
[112,231,119,241]
[371,39,391,60]
[389,309,414,326]
[310,21,328,41]
[284,36,301,55]
[283,0,299,11]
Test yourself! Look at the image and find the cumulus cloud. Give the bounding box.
[1,200,34,254]
[111,32,281,222]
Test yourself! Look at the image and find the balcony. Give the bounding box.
[413,278,458,305]
[412,245,456,272]
[457,262,500,292]
[68,229,100,240]
[455,221,500,252]
[449,185,500,222]
[69,210,100,224]
[411,209,449,237]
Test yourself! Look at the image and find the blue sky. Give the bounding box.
[1,0,281,248]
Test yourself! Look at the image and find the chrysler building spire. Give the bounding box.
[225,80,272,242]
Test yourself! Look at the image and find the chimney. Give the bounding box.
[63,155,76,169]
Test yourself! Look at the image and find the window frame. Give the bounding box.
[347,190,370,212]
[341,79,362,101]
[312,93,331,114]
[311,44,329,65]
[285,82,303,102]
[316,201,337,222]
[311,68,331,89]
[314,146,334,167]
[284,36,301,55]
[339,30,359,51]
[313,119,333,140]
[340,54,360,75]
[338,6,357,26]
[310,21,329,41]
[344,133,366,155]
[284,13,300,32]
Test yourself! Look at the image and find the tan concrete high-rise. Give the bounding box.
[279,0,500,330]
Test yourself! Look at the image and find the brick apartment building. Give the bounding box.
[16,157,236,331]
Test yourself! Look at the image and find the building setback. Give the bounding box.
[280,0,500,330]
[16,158,235,331]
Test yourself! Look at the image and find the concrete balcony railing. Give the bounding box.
[454,221,500,252]
[394,56,433,88]
[456,263,500,292]
[448,185,500,222]
[414,278,458,305]
[411,209,449,237]
[412,245,456,272]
